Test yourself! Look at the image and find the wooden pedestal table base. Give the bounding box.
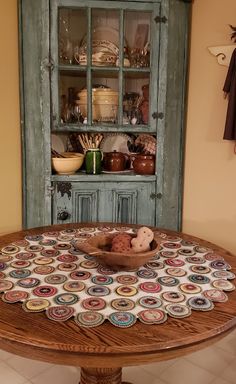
[80,367,132,384]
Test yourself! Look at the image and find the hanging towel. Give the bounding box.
[223,47,236,140]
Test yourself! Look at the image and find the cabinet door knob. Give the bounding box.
[57,211,69,221]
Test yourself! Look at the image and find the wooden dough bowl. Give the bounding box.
[74,233,160,271]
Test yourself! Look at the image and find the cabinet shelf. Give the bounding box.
[59,65,150,77]
[59,64,87,72]
[53,123,154,133]
[123,67,150,74]
[59,65,120,76]
[51,173,156,182]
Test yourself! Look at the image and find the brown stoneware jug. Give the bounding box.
[103,151,126,172]
[133,154,155,175]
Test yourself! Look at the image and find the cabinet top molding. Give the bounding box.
[208,45,235,67]
[67,0,193,2]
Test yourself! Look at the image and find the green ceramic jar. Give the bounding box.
[85,148,103,174]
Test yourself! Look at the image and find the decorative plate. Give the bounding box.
[51,134,66,153]
[135,134,156,155]
[93,27,120,47]
[100,133,133,154]
[77,26,124,66]
[80,26,123,50]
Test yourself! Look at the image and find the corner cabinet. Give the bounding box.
[19,0,192,230]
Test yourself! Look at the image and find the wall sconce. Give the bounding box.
[208,45,235,67]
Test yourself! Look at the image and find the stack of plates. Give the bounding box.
[75,26,124,66]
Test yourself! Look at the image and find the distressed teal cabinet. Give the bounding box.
[53,180,156,224]
[19,0,192,230]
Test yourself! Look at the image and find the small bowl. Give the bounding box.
[52,153,84,174]
[74,234,160,271]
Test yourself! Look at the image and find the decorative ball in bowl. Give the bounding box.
[74,227,160,271]
[52,152,84,175]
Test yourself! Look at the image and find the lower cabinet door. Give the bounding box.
[53,181,156,225]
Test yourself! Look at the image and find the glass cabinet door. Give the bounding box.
[50,1,160,132]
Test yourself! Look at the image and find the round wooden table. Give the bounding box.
[0,223,236,384]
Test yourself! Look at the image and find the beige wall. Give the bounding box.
[0,0,22,235]
[183,0,236,254]
[0,0,235,254]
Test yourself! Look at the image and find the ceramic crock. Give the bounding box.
[133,154,155,175]
[103,151,126,172]
[76,88,118,121]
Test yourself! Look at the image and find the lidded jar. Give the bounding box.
[133,154,155,175]
[76,87,118,122]
[103,151,126,172]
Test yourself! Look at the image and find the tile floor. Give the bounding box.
[0,328,235,384]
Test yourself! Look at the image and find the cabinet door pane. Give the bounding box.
[59,8,87,65]
[91,71,119,125]
[123,73,150,126]
[59,71,86,124]
[124,11,150,69]
[91,9,119,67]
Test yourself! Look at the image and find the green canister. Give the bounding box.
[85,148,103,174]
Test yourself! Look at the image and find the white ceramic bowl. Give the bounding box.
[52,153,84,174]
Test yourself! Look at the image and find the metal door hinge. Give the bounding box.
[52,114,59,129]
[42,58,55,71]
[154,16,167,24]
[150,193,162,200]
[57,182,72,198]
[47,186,55,196]
[152,112,164,120]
